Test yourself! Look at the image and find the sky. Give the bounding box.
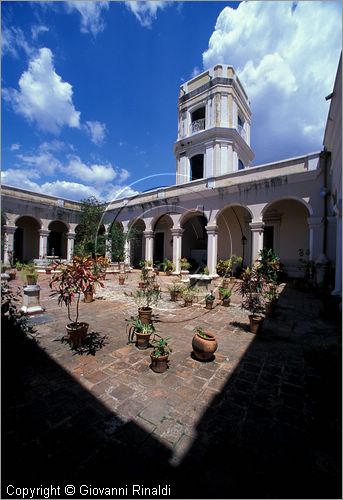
[2,1,342,203]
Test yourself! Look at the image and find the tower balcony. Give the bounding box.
[190,118,206,135]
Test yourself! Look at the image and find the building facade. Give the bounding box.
[2,60,341,294]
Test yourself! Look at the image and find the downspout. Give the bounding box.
[320,149,331,255]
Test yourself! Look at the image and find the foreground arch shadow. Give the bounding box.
[2,283,342,499]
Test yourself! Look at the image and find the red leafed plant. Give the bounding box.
[49,256,104,327]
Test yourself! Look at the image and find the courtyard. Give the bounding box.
[2,270,342,499]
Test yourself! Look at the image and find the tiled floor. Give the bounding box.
[2,271,342,499]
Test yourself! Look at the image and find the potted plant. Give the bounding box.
[180,257,191,275]
[127,316,155,350]
[49,256,104,348]
[153,261,161,276]
[15,260,23,272]
[21,263,38,285]
[162,258,175,276]
[150,335,172,373]
[167,279,184,301]
[130,286,160,324]
[205,291,215,310]
[264,285,279,317]
[219,287,232,306]
[239,265,265,334]
[192,326,218,361]
[182,286,196,307]
[118,273,126,285]
[8,267,17,280]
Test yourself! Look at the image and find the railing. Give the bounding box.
[237,124,246,140]
[191,119,205,134]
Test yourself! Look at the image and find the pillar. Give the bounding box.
[124,237,131,266]
[206,224,218,277]
[143,230,154,264]
[332,203,342,296]
[39,229,50,259]
[67,232,76,261]
[249,221,265,263]
[171,228,183,274]
[3,225,16,266]
[307,217,324,262]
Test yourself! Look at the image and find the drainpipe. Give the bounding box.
[315,150,331,285]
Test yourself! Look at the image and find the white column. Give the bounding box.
[3,225,16,266]
[332,204,342,296]
[171,228,183,274]
[206,224,218,277]
[249,221,265,263]
[307,217,324,262]
[39,229,50,259]
[205,142,214,178]
[124,237,131,266]
[143,230,154,264]
[220,93,228,127]
[67,232,76,261]
[103,228,112,262]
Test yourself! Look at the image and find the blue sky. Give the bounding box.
[2,1,342,202]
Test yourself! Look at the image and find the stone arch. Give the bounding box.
[217,204,252,270]
[14,216,41,263]
[261,196,313,217]
[48,220,69,259]
[152,214,174,264]
[181,211,208,272]
[262,198,312,276]
[129,218,146,268]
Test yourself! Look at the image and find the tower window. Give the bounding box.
[191,154,204,180]
[238,159,245,170]
[191,107,205,133]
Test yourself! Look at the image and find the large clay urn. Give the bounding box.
[192,330,218,361]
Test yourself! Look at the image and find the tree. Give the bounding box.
[74,196,107,257]
[109,223,138,262]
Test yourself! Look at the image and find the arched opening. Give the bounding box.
[217,205,252,270]
[191,107,206,134]
[263,198,310,277]
[48,221,68,259]
[153,214,173,265]
[129,219,145,268]
[190,154,204,181]
[14,216,40,263]
[109,221,125,262]
[181,213,208,272]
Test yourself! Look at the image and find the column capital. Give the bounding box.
[307,217,323,228]
[143,229,154,238]
[3,225,16,234]
[67,232,76,239]
[249,221,265,232]
[171,227,184,237]
[39,229,50,237]
[205,224,218,235]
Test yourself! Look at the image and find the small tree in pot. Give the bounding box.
[239,265,265,334]
[150,335,172,373]
[130,286,160,324]
[205,291,215,309]
[49,256,104,348]
[127,316,155,350]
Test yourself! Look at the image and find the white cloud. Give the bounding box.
[1,168,42,192]
[84,120,107,145]
[202,1,342,164]
[119,168,130,183]
[10,143,21,151]
[190,67,201,79]
[16,151,62,176]
[125,1,170,27]
[2,26,33,58]
[105,184,138,202]
[65,155,117,184]
[3,48,81,134]
[31,25,49,40]
[65,1,109,36]
[41,180,101,200]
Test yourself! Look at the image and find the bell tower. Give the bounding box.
[174,64,254,184]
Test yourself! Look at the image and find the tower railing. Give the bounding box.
[190,119,205,134]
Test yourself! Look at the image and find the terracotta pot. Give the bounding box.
[8,271,16,280]
[229,276,235,284]
[170,291,181,302]
[135,331,152,350]
[222,298,231,307]
[45,268,52,274]
[138,281,145,289]
[84,290,94,303]
[184,299,193,307]
[205,300,214,310]
[119,277,125,285]
[138,307,152,325]
[221,279,229,289]
[66,322,89,349]
[249,314,264,334]
[192,331,218,361]
[150,354,169,373]
[265,301,276,317]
